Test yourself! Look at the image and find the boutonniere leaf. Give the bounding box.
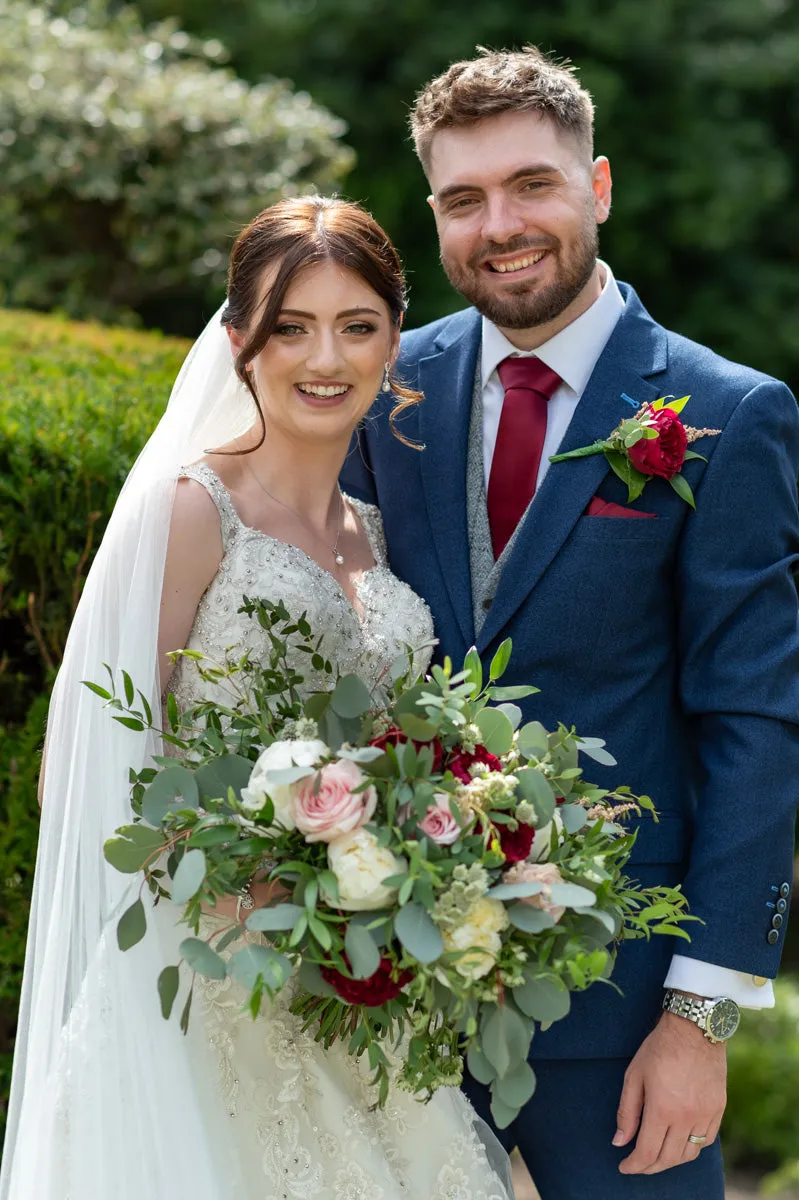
[549,396,721,509]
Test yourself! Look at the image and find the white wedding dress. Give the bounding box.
[163,463,512,1200]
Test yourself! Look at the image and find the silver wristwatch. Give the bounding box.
[662,989,740,1043]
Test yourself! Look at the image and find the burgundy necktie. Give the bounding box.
[487,355,562,558]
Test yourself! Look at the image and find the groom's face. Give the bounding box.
[426,110,611,338]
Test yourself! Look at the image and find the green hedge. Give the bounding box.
[724,975,799,1192]
[0,308,189,1139]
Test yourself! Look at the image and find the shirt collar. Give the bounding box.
[481,261,625,397]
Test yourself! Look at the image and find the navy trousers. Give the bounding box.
[463,1058,725,1200]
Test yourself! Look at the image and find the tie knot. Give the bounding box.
[497,355,562,400]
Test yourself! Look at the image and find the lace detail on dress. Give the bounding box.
[168,464,433,713]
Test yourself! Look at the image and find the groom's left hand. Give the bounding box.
[613,1004,727,1175]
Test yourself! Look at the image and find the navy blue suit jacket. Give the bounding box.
[341,284,799,1059]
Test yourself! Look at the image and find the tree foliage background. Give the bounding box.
[115,0,799,390]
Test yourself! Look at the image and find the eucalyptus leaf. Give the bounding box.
[246,903,305,932]
[396,713,438,742]
[394,902,444,963]
[474,707,514,756]
[488,882,545,900]
[515,768,556,825]
[559,804,589,834]
[575,737,617,768]
[481,1003,530,1078]
[507,903,555,934]
[170,848,207,904]
[547,882,597,908]
[489,1091,519,1130]
[514,974,572,1022]
[157,965,180,1019]
[195,755,254,805]
[345,921,382,979]
[517,721,549,759]
[117,897,146,951]
[229,944,292,991]
[495,703,522,730]
[104,825,164,874]
[142,763,199,826]
[297,958,337,998]
[330,673,373,719]
[466,1043,497,1085]
[494,1059,537,1109]
[486,685,539,701]
[179,936,228,980]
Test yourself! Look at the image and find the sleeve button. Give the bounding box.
[772,914,784,929]
[767,929,780,945]
[779,883,791,899]
[777,898,788,914]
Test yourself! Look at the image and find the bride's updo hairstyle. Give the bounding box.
[221,195,422,448]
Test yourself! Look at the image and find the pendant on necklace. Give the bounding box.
[335,553,345,566]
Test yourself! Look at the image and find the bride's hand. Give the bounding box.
[200,876,290,923]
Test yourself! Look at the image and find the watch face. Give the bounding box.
[708,998,740,1041]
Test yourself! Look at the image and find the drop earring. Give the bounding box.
[381,363,392,393]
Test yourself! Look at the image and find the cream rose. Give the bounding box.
[292,759,377,843]
[442,896,509,980]
[527,810,565,863]
[327,828,405,910]
[502,861,566,924]
[418,793,462,845]
[240,738,327,827]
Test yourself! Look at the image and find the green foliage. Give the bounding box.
[0,1,353,330]
[0,307,189,712]
[723,974,799,1190]
[133,0,799,389]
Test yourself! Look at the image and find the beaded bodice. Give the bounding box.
[168,464,434,712]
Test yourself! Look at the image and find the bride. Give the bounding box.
[0,197,512,1199]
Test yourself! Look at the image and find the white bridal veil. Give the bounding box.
[0,305,255,1199]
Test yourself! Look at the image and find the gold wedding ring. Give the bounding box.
[687,1134,707,1145]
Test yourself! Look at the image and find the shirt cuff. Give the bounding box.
[664,954,775,1009]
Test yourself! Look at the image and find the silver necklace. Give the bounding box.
[244,459,347,566]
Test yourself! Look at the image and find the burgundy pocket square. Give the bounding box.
[585,497,657,519]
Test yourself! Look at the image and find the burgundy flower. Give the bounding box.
[628,408,688,480]
[448,744,503,784]
[321,956,414,1006]
[497,822,536,863]
[370,726,444,773]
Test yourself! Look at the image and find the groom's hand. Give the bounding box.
[613,1001,727,1175]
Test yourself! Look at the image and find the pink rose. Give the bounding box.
[419,794,462,845]
[503,861,566,924]
[292,760,377,844]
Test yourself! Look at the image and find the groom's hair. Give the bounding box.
[410,46,595,174]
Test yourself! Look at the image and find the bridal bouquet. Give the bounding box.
[93,597,694,1128]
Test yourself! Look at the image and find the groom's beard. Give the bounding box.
[440,219,599,331]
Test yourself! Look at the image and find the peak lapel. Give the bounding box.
[417,310,482,648]
[477,294,667,650]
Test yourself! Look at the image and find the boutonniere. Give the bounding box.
[549,396,721,509]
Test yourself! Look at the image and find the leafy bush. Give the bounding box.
[0,307,190,713]
[724,974,799,1191]
[0,1,353,330]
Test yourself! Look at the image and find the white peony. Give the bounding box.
[442,896,509,980]
[527,810,565,863]
[327,828,405,911]
[240,739,328,827]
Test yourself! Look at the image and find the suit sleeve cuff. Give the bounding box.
[664,954,775,1009]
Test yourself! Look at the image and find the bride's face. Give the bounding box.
[230,260,398,446]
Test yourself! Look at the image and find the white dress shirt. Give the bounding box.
[481,262,774,1010]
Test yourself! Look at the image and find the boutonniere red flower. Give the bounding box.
[549,396,721,508]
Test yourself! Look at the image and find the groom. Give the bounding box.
[342,46,799,1198]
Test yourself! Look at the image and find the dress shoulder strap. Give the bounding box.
[347,495,387,566]
[179,463,240,549]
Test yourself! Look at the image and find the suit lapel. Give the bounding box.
[477,290,668,651]
[417,309,482,648]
